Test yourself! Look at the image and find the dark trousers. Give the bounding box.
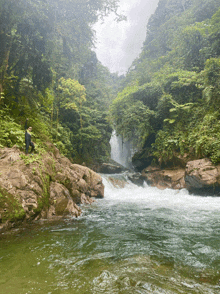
[26,141,35,154]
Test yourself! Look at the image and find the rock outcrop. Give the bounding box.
[185,158,220,195]
[142,166,186,190]
[142,158,220,195]
[97,160,128,174]
[0,145,104,232]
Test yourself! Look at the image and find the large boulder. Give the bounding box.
[142,166,186,190]
[93,158,129,174]
[142,159,220,195]
[97,162,127,174]
[185,158,220,194]
[0,145,104,232]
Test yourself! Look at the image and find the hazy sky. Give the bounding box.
[93,0,159,75]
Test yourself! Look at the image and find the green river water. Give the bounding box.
[0,175,220,294]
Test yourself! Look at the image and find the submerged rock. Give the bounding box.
[0,145,104,232]
[127,173,146,186]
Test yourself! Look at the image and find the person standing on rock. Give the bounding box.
[25,118,35,154]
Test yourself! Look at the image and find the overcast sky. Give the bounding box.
[93,0,159,75]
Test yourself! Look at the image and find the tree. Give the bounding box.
[110,0,220,167]
[202,58,220,106]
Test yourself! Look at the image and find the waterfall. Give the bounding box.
[109,131,133,169]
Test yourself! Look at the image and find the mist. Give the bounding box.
[93,0,159,74]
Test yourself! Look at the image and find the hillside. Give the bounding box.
[110,0,220,171]
[0,0,124,165]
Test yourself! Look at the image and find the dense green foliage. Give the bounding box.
[0,0,123,164]
[110,0,220,168]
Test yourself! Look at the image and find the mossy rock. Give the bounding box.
[55,199,69,216]
[0,187,26,224]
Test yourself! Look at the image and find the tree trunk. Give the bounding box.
[0,34,11,102]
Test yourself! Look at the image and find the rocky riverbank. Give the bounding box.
[96,157,220,196]
[142,158,220,195]
[0,145,104,232]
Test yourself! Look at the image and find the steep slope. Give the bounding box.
[110,0,220,170]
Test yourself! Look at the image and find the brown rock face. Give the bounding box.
[185,159,220,193]
[142,166,186,190]
[47,182,81,219]
[142,158,220,195]
[0,145,104,232]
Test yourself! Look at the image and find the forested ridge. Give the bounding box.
[111,0,220,170]
[2,0,220,170]
[0,0,123,165]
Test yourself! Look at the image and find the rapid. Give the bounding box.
[0,174,220,293]
[1,133,220,293]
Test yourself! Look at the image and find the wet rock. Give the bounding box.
[71,164,104,198]
[141,159,220,195]
[48,182,81,219]
[81,193,95,204]
[108,176,127,188]
[142,166,186,190]
[127,173,146,186]
[185,159,220,194]
[98,163,125,174]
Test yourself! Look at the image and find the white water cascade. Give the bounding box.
[109,131,133,168]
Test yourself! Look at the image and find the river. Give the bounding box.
[0,174,220,294]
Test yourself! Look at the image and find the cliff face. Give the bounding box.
[0,145,104,232]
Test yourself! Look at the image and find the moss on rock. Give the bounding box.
[0,187,26,224]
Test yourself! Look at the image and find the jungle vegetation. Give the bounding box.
[110,0,220,169]
[2,0,220,169]
[0,0,124,164]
